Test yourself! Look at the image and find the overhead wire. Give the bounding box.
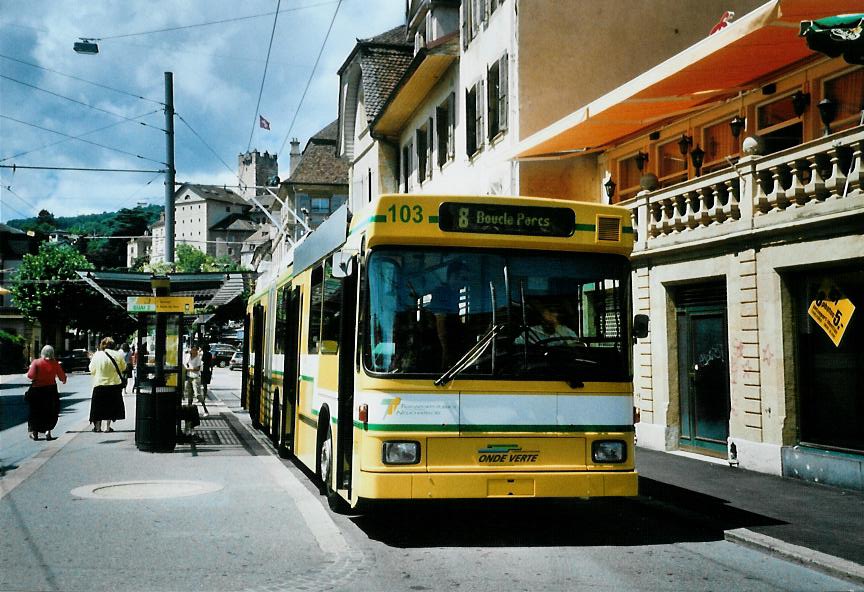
[246,0,282,152]
[0,74,165,131]
[278,0,342,154]
[0,109,162,163]
[0,53,163,104]
[91,1,339,41]
[0,115,167,166]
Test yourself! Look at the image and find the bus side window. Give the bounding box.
[321,264,344,354]
[308,265,324,354]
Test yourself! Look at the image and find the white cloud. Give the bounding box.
[0,0,402,223]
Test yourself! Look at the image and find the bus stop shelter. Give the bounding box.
[77,271,254,452]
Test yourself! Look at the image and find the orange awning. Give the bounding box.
[515,0,863,159]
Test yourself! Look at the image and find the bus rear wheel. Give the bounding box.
[319,426,348,513]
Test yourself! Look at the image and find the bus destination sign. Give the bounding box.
[438,202,575,237]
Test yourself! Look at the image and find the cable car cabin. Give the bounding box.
[244,194,645,511]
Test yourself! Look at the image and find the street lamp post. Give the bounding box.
[164,72,175,264]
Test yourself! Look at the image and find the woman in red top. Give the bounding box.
[26,344,67,441]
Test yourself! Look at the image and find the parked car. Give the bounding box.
[57,349,90,372]
[210,344,237,368]
[228,352,243,371]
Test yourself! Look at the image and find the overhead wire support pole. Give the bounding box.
[164,72,176,264]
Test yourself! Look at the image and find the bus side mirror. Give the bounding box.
[633,314,649,339]
[331,251,355,278]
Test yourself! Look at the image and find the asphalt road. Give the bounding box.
[0,368,858,591]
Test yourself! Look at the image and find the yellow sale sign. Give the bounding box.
[807,282,855,347]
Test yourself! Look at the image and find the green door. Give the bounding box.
[677,285,730,454]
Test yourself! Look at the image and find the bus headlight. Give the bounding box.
[592,440,626,463]
[383,441,421,465]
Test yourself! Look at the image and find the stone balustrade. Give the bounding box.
[625,126,863,251]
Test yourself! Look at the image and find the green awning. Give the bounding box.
[800,14,864,65]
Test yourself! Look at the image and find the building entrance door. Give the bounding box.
[676,284,730,454]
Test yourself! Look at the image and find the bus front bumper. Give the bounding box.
[355,470,638,500]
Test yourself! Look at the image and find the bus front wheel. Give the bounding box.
[318,426,348,513]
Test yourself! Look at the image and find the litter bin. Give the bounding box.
[135,385,177,452]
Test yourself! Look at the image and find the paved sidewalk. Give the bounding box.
[637,447,864,584]
[0,385,352,592]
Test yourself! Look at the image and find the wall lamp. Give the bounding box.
[817,98,837,135]
[634,151,649,171]
[791,90,810,117]
[678,134,693,155]
[690,145,706,177]
[729,115,746,139]
[604,178,616,200]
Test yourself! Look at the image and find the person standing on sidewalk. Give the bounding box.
[88,337,127,433]
[121,343,134,394]
[200,343,212,416]
[25,345,66,441]
[183,345,204,407]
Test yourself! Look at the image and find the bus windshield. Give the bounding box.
[365,247,631,382]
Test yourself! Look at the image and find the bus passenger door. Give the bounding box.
[280,287,302,456]
[336,265,358,496]
[250,303,265,429]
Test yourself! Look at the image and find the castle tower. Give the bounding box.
[237,150,279,199]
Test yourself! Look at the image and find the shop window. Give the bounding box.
[823,67,864,131]
[793,268,864,454]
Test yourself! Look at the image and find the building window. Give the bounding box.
[416,122,431,184]
[756,94,803,154]
[617,153,644,202]
[487,53,508,140]
[466,80,484,157]
[702,118,739,174]
[657,139,687,186]
[823,67,864,131]
[402,141,413,192]
[462,0,486,48]
[311,197,329,213]
[437,92,455,167]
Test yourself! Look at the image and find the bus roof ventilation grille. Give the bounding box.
[596,216,621,242]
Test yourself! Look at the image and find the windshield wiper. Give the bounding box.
[435,323,504,386]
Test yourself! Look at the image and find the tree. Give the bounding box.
[10,242,135,347]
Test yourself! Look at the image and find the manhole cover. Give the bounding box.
[71,480,223,500]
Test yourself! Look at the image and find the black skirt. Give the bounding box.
[89,384,126,421]
[28,384,60,432]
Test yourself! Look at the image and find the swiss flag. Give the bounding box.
[259,115,271,130]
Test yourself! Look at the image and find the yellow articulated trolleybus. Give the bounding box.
[244,194,648,511]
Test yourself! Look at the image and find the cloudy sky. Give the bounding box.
[0,0,403,223]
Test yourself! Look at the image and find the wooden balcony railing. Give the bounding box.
[624,126,863,252]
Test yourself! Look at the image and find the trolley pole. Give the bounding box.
[164,72,176,264]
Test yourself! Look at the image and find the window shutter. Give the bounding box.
[462,1,469,49]
[499,53,508,133]
[477,79,485,149]
[436,105,447,167]
[487,62,498,140]
[448,92,456,158]
[466,87,476,156]
[427,118,434,179]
